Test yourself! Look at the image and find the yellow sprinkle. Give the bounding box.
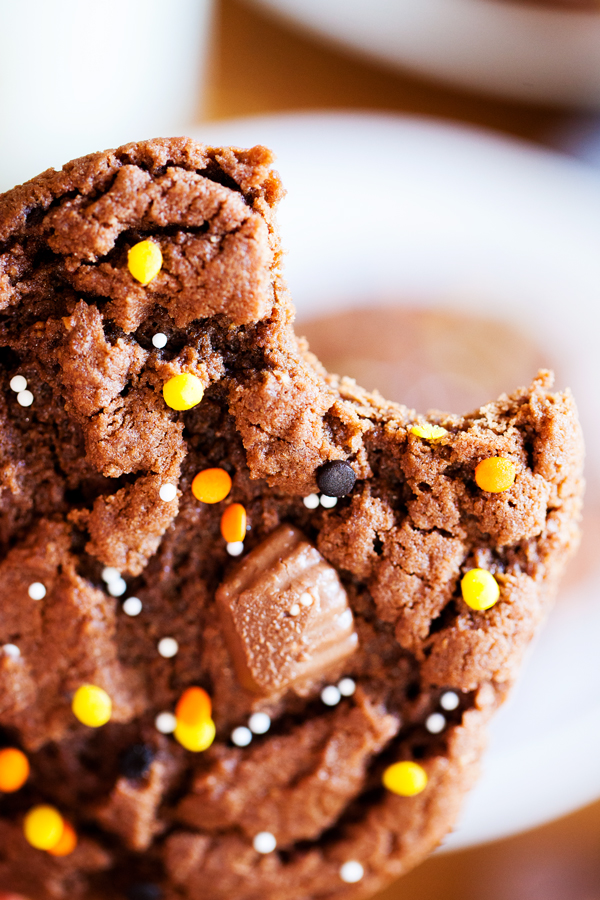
[474,457,516,493]
[127,240,163,285]
[174,718,216,752]
[163,373,204,411]
[23,805,65,850]
[461,568,500,611]
[383,761,428,796]
[410,424,448,440]
[72,685,112,728]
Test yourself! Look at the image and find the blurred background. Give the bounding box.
[1,0,600,897]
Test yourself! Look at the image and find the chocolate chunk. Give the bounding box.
[216,524,358,695]
[316,460,356,497]
[119,744,155,780]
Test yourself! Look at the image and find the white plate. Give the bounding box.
[193,112,600,849]
[249,0,600,109]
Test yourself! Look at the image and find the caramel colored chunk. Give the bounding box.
[215,525,358,695]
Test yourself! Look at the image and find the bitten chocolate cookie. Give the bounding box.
[0,138,583,900]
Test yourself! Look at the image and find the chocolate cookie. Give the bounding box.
[0,138,583,900]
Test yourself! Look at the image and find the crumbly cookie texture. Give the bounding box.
[0,138,583,900]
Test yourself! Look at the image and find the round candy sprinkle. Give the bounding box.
[303,493,320,510]
[152,332,168,349]
[226,541,244,557]
[231,726,253,747]
[23,805,64,850]
[340,861,364,884]
[72,685,112,727]
[475,457,516,493]
[410,423,448,440]
[155,712,177,734]
[320,495,338,509]
[321,685,341,707]
[107,577,127,597]
[17,390,34,407]
[10,375,27,393]
[120,743,155,780]
[127,884,163,900]
[316,460,356,498]
[122,596,143,616]
[127,240,163,285]
[174,717,216,752]
[425,712,446,734]
[159,483,177,503]
[248,712,271,735]
[163,373,204,411]
[158,637,179,658]
[440,691,460,711]
[299,592,313,607]
[253,831,277,854]
[338,677,356,697]
[47,820,77,856]
[0,748,30,792]
[176,686,212,727]
[461,568,500,611]
[289,603,301,616]
[383,761,428,796]
[221,503,247,544]
[28,582,46,601]
[2,643,20,658]
[192,468,232,504]
[101,566,121,584]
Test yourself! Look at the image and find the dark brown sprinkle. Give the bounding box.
[316,460,356,497]
[127,885,163,900]
[119,743,155,780]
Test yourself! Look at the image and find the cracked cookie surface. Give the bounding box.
[0,138,584,900]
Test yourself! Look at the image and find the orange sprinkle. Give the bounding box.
[176,686,212,727]
[0,748,29,793]
[47,821,77,857]
[474,457,516,493]
[192,468,232,504]
[221,503,247,544]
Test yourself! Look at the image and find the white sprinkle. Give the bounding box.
[338,677,356,697]
[299,591,313,607]
[289,603,301,616]
[231,726,253,747]
[253,832,276,854]
[248,712,271,735]
[107,577,127,597]
[155,712,177,734]
[320,494,338,508]
[158,637,179,658]
[340,861,364,884]
[28,582,46,601]
[227,541,244,557]
[101,566,122,584]
[303,493,320,509]
[122,596,143,616]
[159,483,177,502]
[440,691,460,711]
[338,609,353,629]
[152,332,168,349]
[426,712,446,734]
[2,644,20,659]
[17,390,33,407]
[10,375,27,393]
[321,685,341,706]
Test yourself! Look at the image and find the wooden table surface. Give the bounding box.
[203,4,600,899]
